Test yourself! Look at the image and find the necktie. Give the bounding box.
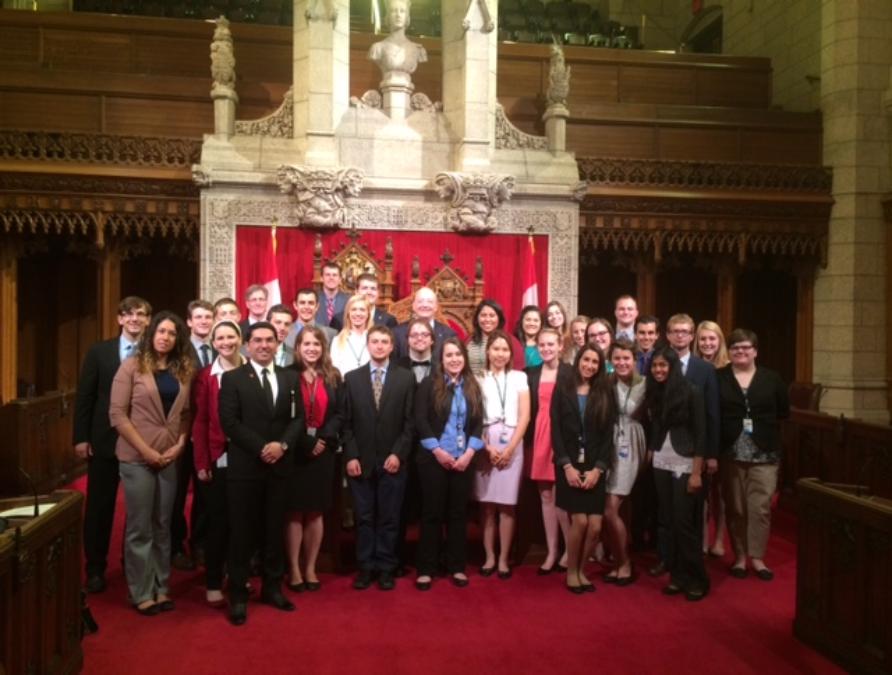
[200,344,211,367]
[261,368,274,409]
[326,297,334,323]
[124,343,133,360]
[372,368,383,410]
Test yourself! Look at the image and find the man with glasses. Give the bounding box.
[73,296,152,593]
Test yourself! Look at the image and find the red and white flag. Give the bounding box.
[521,234,539,307]
[259,225,282,307]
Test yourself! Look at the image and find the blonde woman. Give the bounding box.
[545,300,572,362]
[694,320,729,556]
[330,294,373,376]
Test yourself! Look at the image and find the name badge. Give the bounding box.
[307,427,317,438]
[743,418,754,435]
[617,437,631,460]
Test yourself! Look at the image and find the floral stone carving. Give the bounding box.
[276,165,364,229]
[434,172,515,234]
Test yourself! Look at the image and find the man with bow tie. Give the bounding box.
[73,296,152,594]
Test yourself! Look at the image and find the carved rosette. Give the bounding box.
[434,172,516,234]
[276,165,364,229]
[494,104,547,150]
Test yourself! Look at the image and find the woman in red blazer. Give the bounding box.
[192,320,245,606]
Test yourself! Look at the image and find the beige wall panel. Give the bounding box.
[103,97,212,136]
[0,91,101,131]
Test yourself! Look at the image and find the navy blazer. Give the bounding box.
[218,363,305,480]
[315,291,350,328]
[72,337,122,459]
[340,362,415,478]
[684,354,720,460]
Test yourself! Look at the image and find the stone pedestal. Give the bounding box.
[212,88,238,137]
[543,103,568,153]
[380,72,414,123]
[813,0,891,422]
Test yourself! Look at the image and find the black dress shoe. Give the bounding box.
[557,564,569,573]
[304,581,321,592]
[729,566,748,579]
[614,574,635,587]
[648,562,667,577]
[685,588,708,602]
[565,584,585,595]
[134,602,160,616]
[229,601,247,626]
[497,568,512,580]
[171,552,196,571]
[85,574,107,594]
[755,568,774,581]
[451,574,469,588]
[261,591,295,611]
[157,599,175,612]
[603,573,618,585]
[581,583,595,593]
[537,565,555,576]
[287,581,306,593]
[353,570,375,590]
[479,566,495,577]
[415,578,432,591]
[662,583,683,596]
[378,572,396,591]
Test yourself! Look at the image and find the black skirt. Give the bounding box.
[287,448,338,512]
[555,462,607,515]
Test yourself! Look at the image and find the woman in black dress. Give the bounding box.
[551,343,617,594]
[285,326,342,592]
[639,346,709,601]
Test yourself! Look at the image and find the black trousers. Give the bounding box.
[348,460,407,573]
[170,442,206,556]
[653,467,709,592]
[226,474,288,602]
[198,467,228,590]
[83,453,120,577]
[416,451,473,576]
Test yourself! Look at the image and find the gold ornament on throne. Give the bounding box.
[311,228,395,305]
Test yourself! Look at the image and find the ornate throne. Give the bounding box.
[389,250,485,337]
[311,228,395,306]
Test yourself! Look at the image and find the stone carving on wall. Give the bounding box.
[276,165,364,229]
[349,90,383,109]
[434,172,516,234]
[305,0,337,22]
[494,104,547,150]
[547,43,571,106]
[463,0,495,33]
[235,88,294,138]
[410,93,443,112]
[210,17,236,96]
[192,166,212,187]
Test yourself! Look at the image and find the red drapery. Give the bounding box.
[235,227,549,331]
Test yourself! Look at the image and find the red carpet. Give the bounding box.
[72,476,842,675]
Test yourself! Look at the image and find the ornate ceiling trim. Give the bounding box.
[578,157,832,194]
[0,130,201,169]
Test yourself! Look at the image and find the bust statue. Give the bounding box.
[369,0,428,89]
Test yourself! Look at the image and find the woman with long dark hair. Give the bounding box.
[514,305,545,368]
[109,311,194,615]
[192,319,245,606]
[285,326,342,593]
[639,346,709,601]
[466,299,525,375]
[551,343,617,593]
[414,337,484,590]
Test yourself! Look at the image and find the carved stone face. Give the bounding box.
[388,0,409,30]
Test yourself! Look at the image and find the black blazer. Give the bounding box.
[396,355,433,383]
[646,382,706,459]
[330,307,397,332]
[340,362,415,478]
[72,337,122,459]
[716,365,790,454]
[218,363,305,480]
[684,355,720,460]
[293,378,342,457]
[524,362,573,453]
[414,375,484,450]
[550,377,614,473]
[393,320,457,360]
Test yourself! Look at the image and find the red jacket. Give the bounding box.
[192,365,227,472]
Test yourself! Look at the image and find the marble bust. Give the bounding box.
[369,0,428,88]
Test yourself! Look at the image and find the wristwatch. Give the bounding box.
[281,442,289,452]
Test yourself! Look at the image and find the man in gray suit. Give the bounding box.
[285,288,337,349]
[315,261,350,327]
[268,304,296,367]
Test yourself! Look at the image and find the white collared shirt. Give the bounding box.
[118,335,138,363]
[250,359,278,403]
[679,352,691,375]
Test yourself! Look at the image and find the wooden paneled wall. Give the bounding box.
[0,9,821,165]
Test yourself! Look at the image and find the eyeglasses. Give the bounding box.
[409,332,432,339]
[588,330,609,338]
[729,344,754,352]
[122,310,148,318]
[669,329,691,335]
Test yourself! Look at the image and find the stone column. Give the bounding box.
[813,0,891,422]
[293,0,350,167]
[441,0,497,171]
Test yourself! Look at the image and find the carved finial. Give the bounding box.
[210,16,236,93]
[547,42,571,106]
[412,256,421,277]
[475,256,483,281]
[441,249,455,266]
[314,233,323,257]
[385,238,394,260]
[346,223,361,242]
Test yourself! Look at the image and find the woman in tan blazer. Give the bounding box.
[109,310,194,615]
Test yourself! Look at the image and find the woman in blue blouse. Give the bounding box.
[414,337,485,590]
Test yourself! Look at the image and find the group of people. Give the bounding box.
[73,261,790,625]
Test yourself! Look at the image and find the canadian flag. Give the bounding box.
[259,225,282,307]
[521,234,539,307]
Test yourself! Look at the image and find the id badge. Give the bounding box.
[743,418,754,435]
[307,427,317,438]
[577,448,586,464]
[498,429,510,445]
[457,434,465,450]
[617,437,631,460]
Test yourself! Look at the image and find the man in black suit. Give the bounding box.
[341,325,415,591]
[330,273,397,331]
[393,286,456,360]
[219,322,304,625]
[73,296,152,593]
[315,261,350,327]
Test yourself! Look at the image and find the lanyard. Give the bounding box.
[451,381,467,447]
[303,374,320,420]
[346,334,367,367]
[490,370,507,422]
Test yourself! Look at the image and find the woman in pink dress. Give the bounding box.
[526,327,573,573]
